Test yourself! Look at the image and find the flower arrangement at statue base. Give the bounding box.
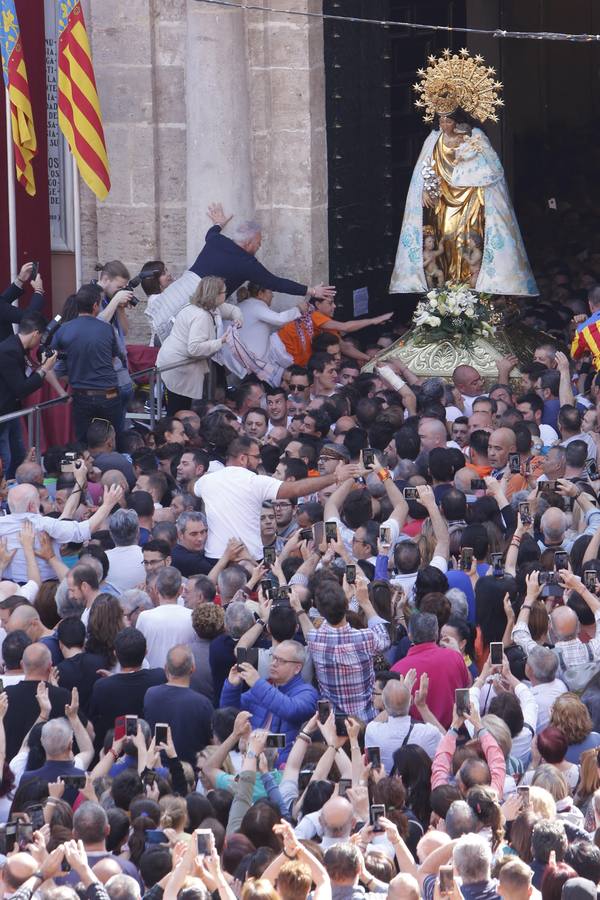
[412,283,494,347]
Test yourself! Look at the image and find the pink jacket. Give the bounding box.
[431,729,506,800]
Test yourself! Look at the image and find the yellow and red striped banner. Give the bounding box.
[0,0,37,196]
[57,0,110,200]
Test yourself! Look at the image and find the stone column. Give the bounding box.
[185,1,254,263]
[82,0,188,342]
[246,0,328,304]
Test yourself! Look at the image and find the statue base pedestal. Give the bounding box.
[362,321,543,387]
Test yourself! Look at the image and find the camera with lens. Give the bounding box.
[120,267,162,308]
[36,315,64,363]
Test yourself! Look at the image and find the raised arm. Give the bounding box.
[278,463,361,501]
[326,312,393,334]
[416,485,449,558]
[199,711,252,787]
[323,476,355,523]
[97,290,133,324]
[559,570,600,616]
[555,351,576,407]
[65,688,95,769]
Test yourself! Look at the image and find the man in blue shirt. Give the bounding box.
[52,284,122,441]
[143,645,213,765]
[220,639,318,760]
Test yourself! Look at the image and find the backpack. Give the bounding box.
[555,643,600,694]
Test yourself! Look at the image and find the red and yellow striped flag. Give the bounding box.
[57,0,110,200]
[0,0,37,196]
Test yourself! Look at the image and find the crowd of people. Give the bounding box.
[3,206,600,900]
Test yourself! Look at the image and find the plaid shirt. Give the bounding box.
[513,610,600,668]
[307,617,390,720]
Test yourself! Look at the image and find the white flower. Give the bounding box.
[427,315,441,326]
[426,291,437,300]
[464,308,475,318]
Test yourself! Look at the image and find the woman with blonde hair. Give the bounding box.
[159,796,190,845]
[550,693,600,763]
[156,275,242,415]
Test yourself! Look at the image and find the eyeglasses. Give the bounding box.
[271,654,297,665]
[272,502,292,509]
[289,384,308,392]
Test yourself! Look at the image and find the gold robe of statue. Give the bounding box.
[426,135,484,284]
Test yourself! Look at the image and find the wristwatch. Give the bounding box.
[254,615,265,628]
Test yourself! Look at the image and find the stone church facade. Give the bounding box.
[81,0,328,342]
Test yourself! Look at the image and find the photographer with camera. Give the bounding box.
[0,312,59,475]
[96,260,135,431]
[51,284,122,442]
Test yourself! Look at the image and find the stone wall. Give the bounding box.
[81,0,327,343]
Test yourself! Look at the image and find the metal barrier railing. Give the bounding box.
[0,395,71,450]
[128,357,201,428]
[0,358,201,440]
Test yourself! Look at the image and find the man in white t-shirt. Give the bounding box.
[136,567,196,668]
[194,435,358,562]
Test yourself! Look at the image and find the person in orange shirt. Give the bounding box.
[464,429,493,478]
[277,296,393,367]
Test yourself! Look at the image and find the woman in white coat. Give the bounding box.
[157,276,242,415]
[220,282,308,386]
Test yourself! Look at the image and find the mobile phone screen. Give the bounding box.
[490,642,503,666]
[455,688,470,717]
[155,724,168,745]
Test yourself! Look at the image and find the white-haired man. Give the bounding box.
[0,481,122,583]
[191,203,335,301]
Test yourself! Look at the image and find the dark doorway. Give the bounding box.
[323,0,466,321]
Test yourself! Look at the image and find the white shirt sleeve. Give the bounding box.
[515,682,538,733]
[40,516,91,544]
[17,581,38,602]
[430,555,449,574]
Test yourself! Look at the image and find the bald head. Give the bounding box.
[6,604,41,634]
[165,644,194,679]
[416,830,450,863]
[487,428,516,469]
[388,873,420,900]
[453,365,484,397]
[418,418,448,452]
[540,508,567,543]
[7,483,39,514]
[382,680,411,717]
[2,852,38,890]
[551,605,579,641]
[101,470,128,493]
[22,642,52,678]
[92,858,123,885]
[321,796,354,836]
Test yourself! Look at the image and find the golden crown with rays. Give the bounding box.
[413,48,504,124]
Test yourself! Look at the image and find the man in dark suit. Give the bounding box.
[190,202,335,302]
[0,312,58,476]
[88,627,165,750]
[4,643,88,761]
